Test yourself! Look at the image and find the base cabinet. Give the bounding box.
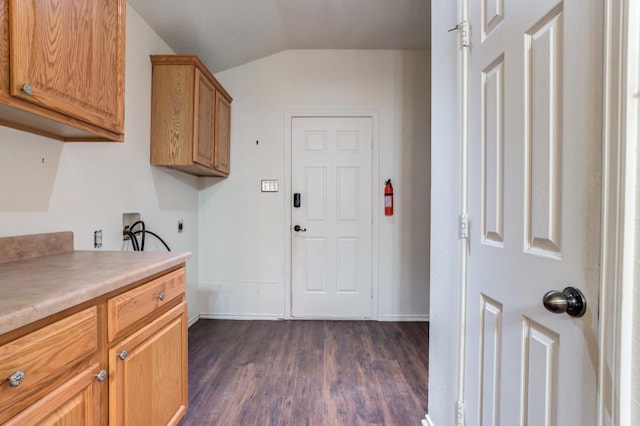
[109,302,188,426]
[0,266,188,426]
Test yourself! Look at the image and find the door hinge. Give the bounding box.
[456,400,465,426]
[459,214,469,240]
[448,21,470,48]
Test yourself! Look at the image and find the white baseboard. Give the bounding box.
[291,315,372,320]
[422,414,435,426]
[198,313,283,321]
[188,314,200,328]
[378,314,430,322]
[193,313,429,322]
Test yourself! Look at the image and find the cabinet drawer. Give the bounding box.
[108,267,186,342]
[4,362,103,426]
[0,307,98,423]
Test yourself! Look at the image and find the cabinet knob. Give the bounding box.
[8,370,25,387]
[95,369,107,382]
[119,349,128,360]
[21,84,33,95]
[158,292,166,301]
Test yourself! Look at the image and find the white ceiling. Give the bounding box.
[127,0,431,73]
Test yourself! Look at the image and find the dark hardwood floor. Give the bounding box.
[180,320,429,426]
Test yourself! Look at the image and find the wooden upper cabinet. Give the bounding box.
[0,0,125,141]
[150,55,232,177]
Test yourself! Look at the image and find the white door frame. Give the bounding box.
[606,0,640,423]
[452,0,636,424]
[284,111,380,320]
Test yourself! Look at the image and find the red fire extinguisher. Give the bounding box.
[384,179,394,216]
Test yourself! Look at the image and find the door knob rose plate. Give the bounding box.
[542,286,586,318]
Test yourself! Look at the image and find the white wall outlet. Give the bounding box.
[261,179,279,192]
[94,229,102,248]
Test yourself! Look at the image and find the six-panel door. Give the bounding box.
[291,116,373,318]
[465,1,603,425]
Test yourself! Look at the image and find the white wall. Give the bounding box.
[197,49,430,320]
[428,0,460,424]
[0,5,201,321]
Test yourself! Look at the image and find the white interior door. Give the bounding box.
[464,1,602,425]
[291,116,372,318]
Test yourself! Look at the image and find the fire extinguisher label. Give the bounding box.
[384,196,393,207]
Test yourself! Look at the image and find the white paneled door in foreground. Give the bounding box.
[291,117,373,318]
[465,1,602,425]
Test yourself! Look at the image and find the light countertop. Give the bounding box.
[0,250,191,336]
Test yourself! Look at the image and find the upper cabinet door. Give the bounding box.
[8,0,125,135]
[214,91,231,175]
[194,69,215,169]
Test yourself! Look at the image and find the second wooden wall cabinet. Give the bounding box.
[150,55,232,177]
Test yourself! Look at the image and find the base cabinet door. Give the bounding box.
[5,363,104,425]
[109,302,188,426]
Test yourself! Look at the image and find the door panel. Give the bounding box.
[194,70,215,168]
[213,91,231,174]
[465,1,602,425]
[291,117,372,318]
[481,54,505,246]
[525,7,563,257]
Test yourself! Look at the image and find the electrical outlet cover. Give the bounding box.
[261,180,279,192]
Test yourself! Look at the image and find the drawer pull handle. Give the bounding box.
[95,370,107,382]
[158,292,166,301]
[22,84,33,95]
[119,350,128,360]
[8,370,25,387]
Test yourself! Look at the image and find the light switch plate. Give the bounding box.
[261,179,279,192]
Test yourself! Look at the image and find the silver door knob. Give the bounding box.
[542,287,586,317]
[119,349,128,360]
[22,84,33,95]
[293,225,307,232]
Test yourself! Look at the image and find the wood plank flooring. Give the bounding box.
[180,320,429,426]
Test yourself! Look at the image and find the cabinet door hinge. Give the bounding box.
[459,214,469,240]
[448,21,470,48]
[456,400,465,426]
